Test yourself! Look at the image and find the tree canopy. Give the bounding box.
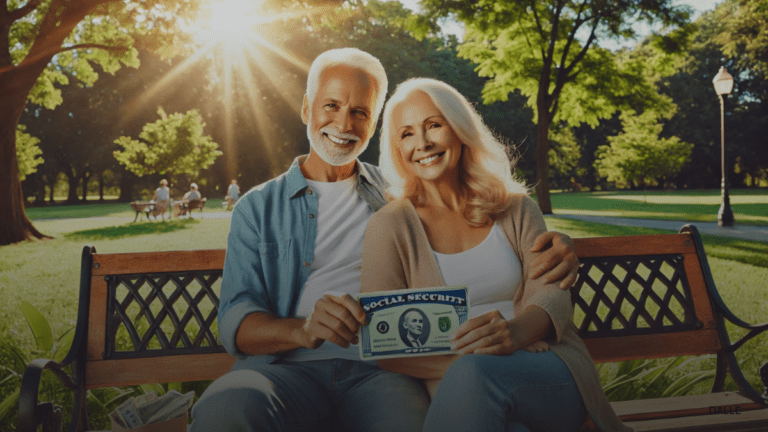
[416,0,692,212]
[596,109,693,189]
[114,108,221,183]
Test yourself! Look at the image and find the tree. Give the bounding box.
[1,0,200,245]
[417,0,692,212]
[113,108,222,185]
[16,124,43,181]
[595,109,692,189]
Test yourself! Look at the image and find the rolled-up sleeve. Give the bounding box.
[219,203,273,359]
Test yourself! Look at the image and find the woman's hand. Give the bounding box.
[450,310,518,355]
[523,340,549,353]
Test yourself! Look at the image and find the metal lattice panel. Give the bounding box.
[104,271,225,359]
[572,254,700,338]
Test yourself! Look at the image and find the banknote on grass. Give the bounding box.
[112,389,193,428]
[358,286,469,360]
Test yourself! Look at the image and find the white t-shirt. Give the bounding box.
[432,223,521,321]
[283,174,374,362]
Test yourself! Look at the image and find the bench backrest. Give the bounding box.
[74,226,722,389]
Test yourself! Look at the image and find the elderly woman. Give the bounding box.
[360,79,631,432]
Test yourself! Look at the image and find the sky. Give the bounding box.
[398,0,724,51]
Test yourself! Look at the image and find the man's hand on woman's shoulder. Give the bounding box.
[529,231,579,290]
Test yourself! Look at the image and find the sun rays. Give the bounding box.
[122,0,320,181]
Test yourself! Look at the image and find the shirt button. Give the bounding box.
[307,189,313,195]
[309,214,314,218]
[303,262,309,267]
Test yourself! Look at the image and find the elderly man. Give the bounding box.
[190,48,579,432]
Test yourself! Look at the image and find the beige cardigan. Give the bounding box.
[360,195,633,432]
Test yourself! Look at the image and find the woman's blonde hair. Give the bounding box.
[379,78,528,226]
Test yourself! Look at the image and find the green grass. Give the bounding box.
[546,188,768,226]
[25,200,230,221]
[1,202,766,427]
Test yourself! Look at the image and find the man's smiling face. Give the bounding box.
[302,64,377,167]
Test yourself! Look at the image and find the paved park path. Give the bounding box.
[549,214,768,242]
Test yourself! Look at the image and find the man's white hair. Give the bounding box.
[306,48,388,122]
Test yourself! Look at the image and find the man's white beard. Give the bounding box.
[307,119,368,167]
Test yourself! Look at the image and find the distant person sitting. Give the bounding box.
[226,179,239,210]
[177,183,202,217]
[151,179,170,220]
[184,183,202,201]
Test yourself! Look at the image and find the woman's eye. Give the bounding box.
[428,122,441,129]
[401,131,413,139]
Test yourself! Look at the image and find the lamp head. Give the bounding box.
[713,67,734,96]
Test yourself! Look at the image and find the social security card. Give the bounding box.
[358,286,469,360]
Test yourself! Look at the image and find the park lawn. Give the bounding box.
[546,188,768,226]
[25,199,231,221]
[1,213,766,427]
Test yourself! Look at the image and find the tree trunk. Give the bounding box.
[534,110,553,214]
[0,67,52,245]
[118,171,134,202]
[80,170,91,202]
[47,171,57,203]
[66,169,79,203]
[98,171,105,201]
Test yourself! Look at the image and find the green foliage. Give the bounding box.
[595,110,693,189]
[598,356,716,402]
[19,301,54,352]
[547,124,585,187]
[113,108,222,180]
[16,125,44,181]
[7,0,200,109]
[713,0,768,75]
[0,301,75,428]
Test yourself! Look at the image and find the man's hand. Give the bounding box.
[529,231,579,290]
[298,293,367,349]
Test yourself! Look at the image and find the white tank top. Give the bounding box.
[432,223,521,320]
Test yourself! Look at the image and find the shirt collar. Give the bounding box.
[286,155,382,198]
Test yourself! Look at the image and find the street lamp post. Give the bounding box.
[712,66,735,227]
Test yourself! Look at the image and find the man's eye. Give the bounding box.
[324,103,337,109]
[354,110,369,119]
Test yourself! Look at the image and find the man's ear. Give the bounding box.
[301,95,310,125]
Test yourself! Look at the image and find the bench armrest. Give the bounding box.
[18,358,75,432]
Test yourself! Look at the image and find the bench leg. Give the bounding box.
[134,211,140,222]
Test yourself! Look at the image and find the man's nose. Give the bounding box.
[333,109,353,132]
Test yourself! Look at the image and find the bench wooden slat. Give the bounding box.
[612,392,764,421]
[624,406,768,431]
[92,250,226,275]
[583,329,722,363]
[573,234,694,258]
[85,353,235,389]
[86,277,108,362]
[681,252,718,328]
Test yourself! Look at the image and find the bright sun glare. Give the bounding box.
[126,0,319,180]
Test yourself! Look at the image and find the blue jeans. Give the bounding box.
[190,359,430,432]
[423,350,587,432]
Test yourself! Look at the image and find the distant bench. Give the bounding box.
[174,198,207,218]
[18,225,768,431]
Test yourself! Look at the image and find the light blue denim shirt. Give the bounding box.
[219,155,388,369]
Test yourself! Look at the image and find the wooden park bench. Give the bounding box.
[130,202,167,222]
[173,198,207,218]
[18,225,768,431]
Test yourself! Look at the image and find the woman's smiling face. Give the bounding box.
[392,91,463,183]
